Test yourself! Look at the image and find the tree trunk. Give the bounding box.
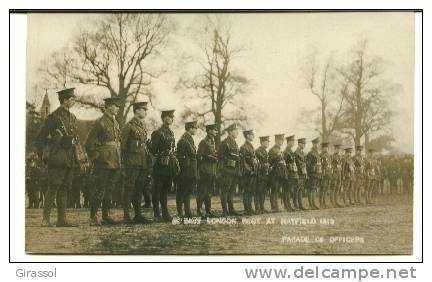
[321,100,328,141]
[215,101,223,150]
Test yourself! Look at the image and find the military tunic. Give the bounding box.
[342,154,355,204]
[218,135,240,214]
[121,117,152,220]
[320,151,332,207]
[268,144,287,211]
[240,141,258,213]
[150,124,178,219]
[197,135,218,215]
[255,146,269,212]
[306,149,322,192]
[353,153,365,203]
[85,112,122,220]
[176,131,198,216]
[284,147,301,209]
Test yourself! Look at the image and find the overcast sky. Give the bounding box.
[26,12,415,152]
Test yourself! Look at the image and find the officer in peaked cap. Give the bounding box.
[150,108,178,222]
[255,136,270,213]
[294,137,307,210]
[104,97,121,107]
[35,87,81,227]
[306,137,321,209]
[176,119,199,218]
[353,144,365,204]
[320,141,332,208]
[330,143,344,207]
[268,133,287,212]
[196,122,218,218]
[86,96,123,225]
[121,100,152,224]
[239,129,258,215]
[57,87,77,100]
[341,146,355,206]
[297,138,306,144]
[283,134,299,211]
[219,123,241,216]
[365,147,377,204]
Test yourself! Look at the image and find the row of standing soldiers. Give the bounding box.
[32,88,406,227]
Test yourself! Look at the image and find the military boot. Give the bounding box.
[101,206,116,225]
[228,202,240,216]
[196,197,204,218]
[184,197,193,218]
[56,190,76,227]
[162,206,173,222]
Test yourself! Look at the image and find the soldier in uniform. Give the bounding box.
[86,97,122,226]
[283,135,298,211]
[364,148,377,204]
[255,136,270,213]
[150,109,179,222]
[294,138,308,210]
[26,152,43,208]
[342,147,356,205]
[197,123,218,217]
[353,145,365,204]
[306,137,321,209]
[35,88,80,227]
[239,129,259,215]
[121,101,152,223]
[218,123,241,216]
[320,142,332,208]
[268,134,287,213]
[330,144,344,207]
[176,120,199,218]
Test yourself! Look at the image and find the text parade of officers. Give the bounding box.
[33,88,387,227]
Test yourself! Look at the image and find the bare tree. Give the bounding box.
[177,16,252,147]
[337,39,395,146]
[39,13,175,126]
[300,49,346,141]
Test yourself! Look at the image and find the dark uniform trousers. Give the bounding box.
[176,177,195,216]
[45,168,75,222]
[90,168,121,219]
[220,175,238,214]
[123,169,150,218]
[152,175,172,218]
[197,173,214,214]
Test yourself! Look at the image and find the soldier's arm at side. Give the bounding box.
[85,122,100,161]
[120,124,131,154]
[149,130,161,155]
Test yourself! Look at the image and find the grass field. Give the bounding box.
[25,193,412,255]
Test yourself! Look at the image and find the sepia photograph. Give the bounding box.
[24,11,415,255]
